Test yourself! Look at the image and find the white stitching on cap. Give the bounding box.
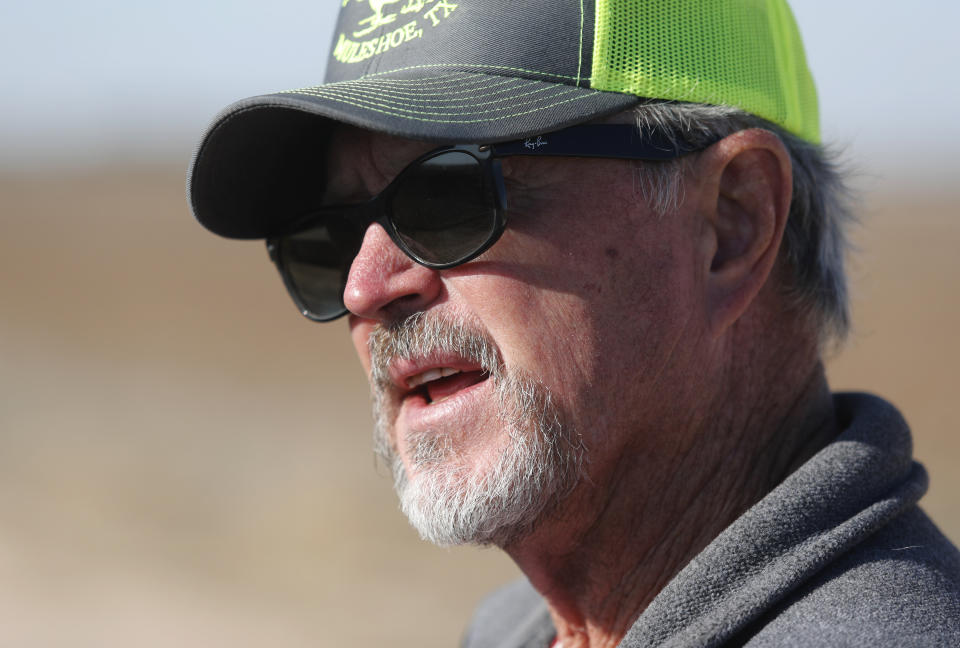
[285,87,596,124]
[298,79,532,107]
[289,82,574,117]
[353,62,583,83]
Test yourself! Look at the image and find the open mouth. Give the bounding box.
[406,367,490,404]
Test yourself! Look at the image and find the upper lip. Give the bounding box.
[389,354,486,394]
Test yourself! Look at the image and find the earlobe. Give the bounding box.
[697,129,793,337]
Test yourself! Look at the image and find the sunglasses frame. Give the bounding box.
[267,143,507,321]
[267,123,718,322]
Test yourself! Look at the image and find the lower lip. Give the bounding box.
[398,376,492,431]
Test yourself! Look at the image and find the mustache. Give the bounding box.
[368,312,503,392]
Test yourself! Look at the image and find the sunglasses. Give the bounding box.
[267,123,716,322]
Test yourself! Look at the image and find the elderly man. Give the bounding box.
[188,1,960,646]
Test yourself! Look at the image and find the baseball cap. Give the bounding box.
[189,0,819,239]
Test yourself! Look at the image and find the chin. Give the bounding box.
[366,311,587,546]
[384,372,585,547]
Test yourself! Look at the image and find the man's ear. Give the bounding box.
[692,129,792,337]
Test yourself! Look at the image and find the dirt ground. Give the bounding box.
[1,166,957,646]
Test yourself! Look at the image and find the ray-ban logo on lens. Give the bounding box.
[334,0,459,64]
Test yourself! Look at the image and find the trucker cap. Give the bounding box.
[189,0,819,239]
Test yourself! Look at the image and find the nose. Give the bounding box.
[342,223,443,322]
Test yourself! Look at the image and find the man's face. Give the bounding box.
[329,126,705,547]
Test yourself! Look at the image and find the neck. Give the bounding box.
[501,330,839,648]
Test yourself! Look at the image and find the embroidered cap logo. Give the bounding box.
[334,0,460,64]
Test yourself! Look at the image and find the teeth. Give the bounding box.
[406,367,461,389]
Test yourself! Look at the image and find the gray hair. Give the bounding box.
[629,102,855,344]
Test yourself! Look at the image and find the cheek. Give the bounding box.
[454,220,646,394]
[458,271,601,406]
[499,239,689,404]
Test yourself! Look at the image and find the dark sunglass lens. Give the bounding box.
[390,151,497,265]
[275,221,361,320]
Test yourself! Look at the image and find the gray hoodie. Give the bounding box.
[462,393,960,647]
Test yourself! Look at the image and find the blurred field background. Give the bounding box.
[2,2,958,647]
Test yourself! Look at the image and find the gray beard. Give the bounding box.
[369,312,585,547]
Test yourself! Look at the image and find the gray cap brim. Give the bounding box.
[187,70,638,239]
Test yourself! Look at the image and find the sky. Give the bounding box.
[2,1,958,183]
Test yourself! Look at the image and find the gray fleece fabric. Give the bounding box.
[461,393,960,647]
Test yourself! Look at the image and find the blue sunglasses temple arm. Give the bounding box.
[490,124,718,161]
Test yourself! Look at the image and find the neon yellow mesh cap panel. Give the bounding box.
[591,0,820,143]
